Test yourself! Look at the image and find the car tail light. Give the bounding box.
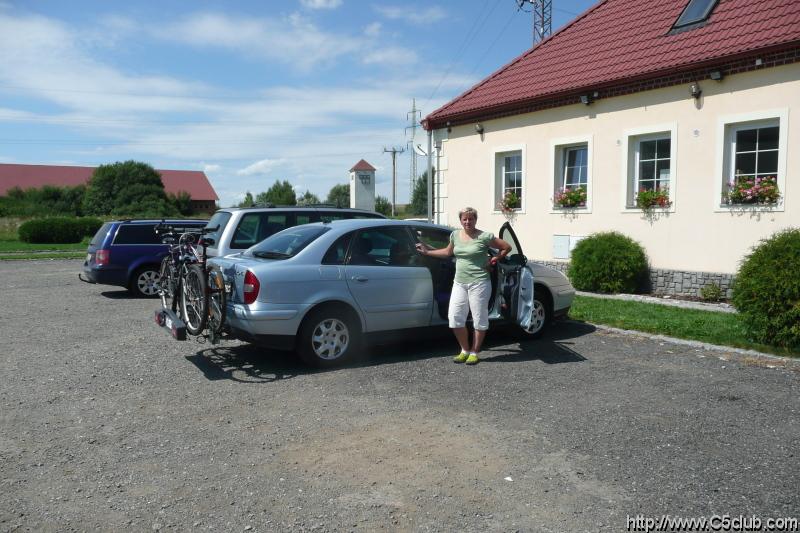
[95,249,110,266]
[243,270,260,304]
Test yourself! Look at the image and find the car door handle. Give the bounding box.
[351,275,368,282]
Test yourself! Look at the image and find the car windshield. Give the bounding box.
[247,225,329,259]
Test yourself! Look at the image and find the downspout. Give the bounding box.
[426,129,433,223]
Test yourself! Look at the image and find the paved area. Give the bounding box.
[1,260,798,532]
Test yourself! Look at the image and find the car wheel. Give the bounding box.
[297,306,361,367]
[519,286,552,338]
[130,265,161,298]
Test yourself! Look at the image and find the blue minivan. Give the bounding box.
[81,219,208,297]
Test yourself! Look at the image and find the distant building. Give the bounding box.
[349,159,376,211]
[0,163,219,213]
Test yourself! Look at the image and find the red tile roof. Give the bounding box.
[350,159,376,172]
[424,0,800,129]
[0,163,218,201]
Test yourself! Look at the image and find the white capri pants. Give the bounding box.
[448,279,491,331]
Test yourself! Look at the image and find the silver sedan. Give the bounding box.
[210,219,575,367]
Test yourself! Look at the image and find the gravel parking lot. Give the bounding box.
[1,260,798,532]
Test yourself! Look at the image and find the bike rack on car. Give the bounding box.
[154,308,187,341]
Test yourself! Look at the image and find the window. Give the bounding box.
[563,147,588,189]
[636,137,671,192]
[248,225,329,259]
[720,118,784,207]
[671,0,718,32]
[204,211,232,250]
[493,148,524,210]
[348,227,416,267]
[623,126,676,210]
[231,212,291,249]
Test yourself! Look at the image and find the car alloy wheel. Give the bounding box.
[135,268,160,297]
[524,299,547,335]
[310,318,350,360]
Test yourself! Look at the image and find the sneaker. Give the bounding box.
[453,352,469,363]
[466,354,479,365]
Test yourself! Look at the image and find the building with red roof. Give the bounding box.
[422,0,800,291]
[0,163,219,213]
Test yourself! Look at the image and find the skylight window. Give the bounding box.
[672,0,718,31]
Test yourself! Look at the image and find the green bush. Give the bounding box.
[700,283,723,302]
[18,217,91,243]
[568,231,649,293]
[732,228,800,349]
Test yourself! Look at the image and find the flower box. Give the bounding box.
[554,186,587,208]
[635,188,671,209]
[725,175,780,205]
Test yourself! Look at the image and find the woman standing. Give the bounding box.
[415,207,512,365]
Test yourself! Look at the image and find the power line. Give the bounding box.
[422,0,502,111]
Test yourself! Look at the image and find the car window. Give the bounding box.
[205,212,232,249]
[413,226,451,250]
[322,233,354,265]
[113,224,163,245]
[231,212,292,249]
[91,223,113,246]
[348,227,417,267]
[296,213,315,225]
[247,225,330,259]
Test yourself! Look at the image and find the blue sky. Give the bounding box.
[0,0,595,207]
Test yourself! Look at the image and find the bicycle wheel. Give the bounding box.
[207,266,227,335]
[158,256,178,312]
[180,264,208,335]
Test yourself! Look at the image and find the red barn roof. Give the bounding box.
[0,163,218,201]
[350,159,376,172]
[424,0,800,129]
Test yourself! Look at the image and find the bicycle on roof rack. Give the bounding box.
[154,222,227,342]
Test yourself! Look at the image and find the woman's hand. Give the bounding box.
[415,243,428,255]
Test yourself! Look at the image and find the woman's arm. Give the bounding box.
[490,237,512,262]
[415,241,454,258]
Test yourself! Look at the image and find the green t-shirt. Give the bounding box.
[450,230,494,283]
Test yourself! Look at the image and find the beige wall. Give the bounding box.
[435,63,800,274]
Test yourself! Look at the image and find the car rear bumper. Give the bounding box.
[225,302,311,338]
[81,265,127,287]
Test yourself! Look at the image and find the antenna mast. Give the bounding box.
[405,98,422,195]
[516,0,552,45]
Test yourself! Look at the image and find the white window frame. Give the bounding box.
[550,135,593,213]
[713,109,788,212]
[621,123,678,213]
[490,144,526,214]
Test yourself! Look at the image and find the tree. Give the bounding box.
[326,183,350,208]
[169,191,193,216]
[256,180,296,206]
[238,191,255,207]
[374,195,391,216]
[409,169,434,216]
[83,160,176,216]
[296,190,321,206]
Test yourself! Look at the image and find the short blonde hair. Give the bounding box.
[458,207,478,220]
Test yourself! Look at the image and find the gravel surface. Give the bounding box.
[2,260,798,532]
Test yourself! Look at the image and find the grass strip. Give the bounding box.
[569,295,798,358]
[0,239,88,252]
[0,252,86,261]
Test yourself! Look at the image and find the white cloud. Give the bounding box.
[299,0,342,9]
[161,12,362,72]
[364,22,382,37]
[363,46,417,66]
[203,163,221,173]
[237,158,286,176]
[374,5,447,25]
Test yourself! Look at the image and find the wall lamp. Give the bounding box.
[709,69,723,81]
[689,82,702,99]
[446,121,452,133]
[580,93,593,105]
[474,123,484,134]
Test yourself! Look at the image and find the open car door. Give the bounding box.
[497,222,535,332]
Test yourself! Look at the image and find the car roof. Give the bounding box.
[111,219,208,225]
[216,206,383,214]
[308,218,452,232]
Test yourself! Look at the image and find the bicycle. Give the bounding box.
[155,223,226,339]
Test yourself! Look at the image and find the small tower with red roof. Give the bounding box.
[349,159,376,211]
